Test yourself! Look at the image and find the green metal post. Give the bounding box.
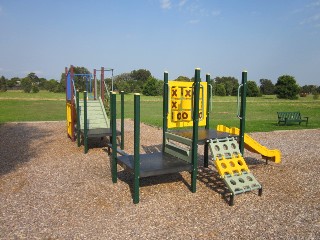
[191,68,200,193]
[204,74,211,168]
[76,90,81,147]
[133,93,141,204]
[205,73,211,130]
[162,71,169,152]
[83,91,88,154]
[111,92,118,183]
[120,91,125,150]
[239,71,247,156]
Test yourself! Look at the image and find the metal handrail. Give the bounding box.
[208,83,213,112]
[237,84,243,119]
[103,80,110,100]
[72,79,77,105]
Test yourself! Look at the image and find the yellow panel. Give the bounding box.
[171,86,181,99]
[168,81,207,128]
[182,87,192,99]
[171,100,181,110]
[171,111,179,122]
[66,103,73,137]
[171,111,192,122]
[181,99,192,110]
[215,155,250,178]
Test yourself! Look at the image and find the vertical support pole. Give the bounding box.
[204,73,211,168]
[65,67,69,138]
[76,91,81,147]
[133,93,141,204]
[111,69,114,92]
[205,73,211,130]
[111,92,118,183]
[65,67,68,102]
[101,67,105,103]
[93,69,96,100]
[84,91,88,154]
[162,71,169,152]
[120,91,125,150]
[71,65,76,142]
[191,68,200,193]
[239,71,247,156]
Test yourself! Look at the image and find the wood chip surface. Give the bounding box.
[0,120,319,239]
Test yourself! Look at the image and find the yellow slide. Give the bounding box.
[217,125,281,163]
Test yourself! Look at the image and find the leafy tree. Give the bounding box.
[215,83,226,96]
[73,66,91,92]
[130,69,151,92]
[27,72,39,83]
[247,81,261,97]
[38,78,47,90]
[21,78,32,93]
[174,76,191,82]
[142,76,162,96]
[0,76,7,92]
[7,77,20,89]
[131,69,151,82]
[215,76,239,96]
[45,79,60,92]
[259,79,275,95]
[32,85,39,93]
[114,73,134,92]
[300,85,317,94]
[59,73,66,93]
[275,75,300,100]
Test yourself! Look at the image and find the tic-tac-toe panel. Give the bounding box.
[168,81,207,128]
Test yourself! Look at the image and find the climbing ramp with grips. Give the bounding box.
[207,137,262,206]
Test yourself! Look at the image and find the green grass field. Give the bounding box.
[1,91,319,132]
[117,94,320,132]
[0,91,65,123]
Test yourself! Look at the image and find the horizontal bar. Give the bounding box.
[95,69,114,72]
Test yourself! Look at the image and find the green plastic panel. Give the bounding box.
[224,172,261,195]
[207,137,241,160]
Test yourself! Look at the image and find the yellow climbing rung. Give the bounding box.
[215,155,250,178]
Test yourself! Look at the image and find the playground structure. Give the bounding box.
[110,69,206,204]
[109,68,281,205]
[65,65,121,153]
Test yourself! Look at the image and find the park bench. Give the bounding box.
[277,112,309,126]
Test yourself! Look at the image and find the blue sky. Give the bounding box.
[0,0,319,85]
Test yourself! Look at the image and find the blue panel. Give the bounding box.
[67,72,72,101]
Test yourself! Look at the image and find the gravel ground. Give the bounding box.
[0,120,319,239]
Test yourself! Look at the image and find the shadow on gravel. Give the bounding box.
[0,123,54,176]
[244,157,268,169]
[117,170,188,201]
[197,167,230,203]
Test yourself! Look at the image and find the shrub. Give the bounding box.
[32,85,39,93]
[215,83,226,96]
[21,78,32,93]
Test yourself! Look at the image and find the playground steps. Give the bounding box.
[78,98,110,132]
[217,125,281,163]
[207,137,262,206]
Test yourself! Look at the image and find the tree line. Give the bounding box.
[1,67,319,100]
[0,73,64,93]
